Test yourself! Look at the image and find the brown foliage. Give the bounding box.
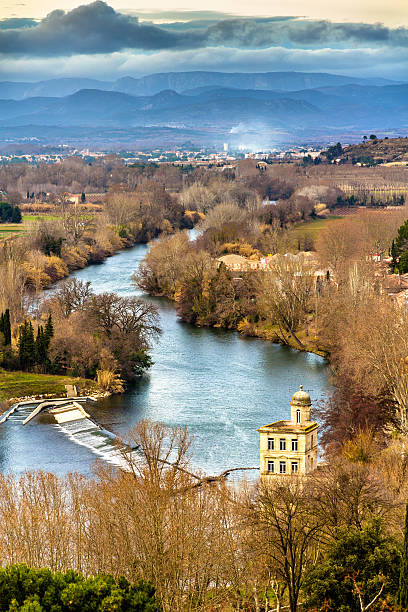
[0,418,405,611]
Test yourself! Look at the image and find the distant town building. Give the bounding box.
[65,193,81,205]
[217,254,263,271]
[258,385,319,477]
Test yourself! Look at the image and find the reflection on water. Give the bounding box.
[0,242,331,476]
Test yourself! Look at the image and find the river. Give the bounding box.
[0,241,331,476]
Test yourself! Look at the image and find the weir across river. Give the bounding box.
[1,397,138,470]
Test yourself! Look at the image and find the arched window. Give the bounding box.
[296,409,301,424]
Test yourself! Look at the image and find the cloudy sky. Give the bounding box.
[0,0,407,81]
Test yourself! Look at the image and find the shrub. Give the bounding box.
[0,202,22,223]
[96,368,125,393]
[0,564,161,611]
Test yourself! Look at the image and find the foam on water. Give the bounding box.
[55,418,131,469]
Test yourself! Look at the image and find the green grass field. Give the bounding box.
[291,216,343,239]
[0,213,61,240]
[0,225,25,239]
[0,370,96,402]
[22,214,60,222]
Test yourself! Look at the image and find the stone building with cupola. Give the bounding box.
[258,385,319,477]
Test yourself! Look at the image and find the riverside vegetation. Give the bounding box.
[0,171,189,398]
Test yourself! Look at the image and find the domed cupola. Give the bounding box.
[290,385,311,424]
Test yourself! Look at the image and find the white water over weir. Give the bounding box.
[55,418,134,470]
[1,398,145,472]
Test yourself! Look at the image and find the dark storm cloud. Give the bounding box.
[0,1,202,55]
[1,1,408,57]
[203,18,408,48]
[135,13,298,32]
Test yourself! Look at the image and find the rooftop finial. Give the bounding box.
[290,385,311,407]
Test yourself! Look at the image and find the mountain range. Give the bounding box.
[0,71,397,100]
[0,71,407,147]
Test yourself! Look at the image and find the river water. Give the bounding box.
[0,242,331,476]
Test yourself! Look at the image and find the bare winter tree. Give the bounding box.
[257,476,323,612]
[47,278,94,317]
[257,254,315,348]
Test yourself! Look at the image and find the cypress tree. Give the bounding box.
[398,502,408,608]
[44,313,54,349]
[3,309,11,345]
[18,320,35,370]
[35,325,48,366]
[18,322,26,368]
[0,312,4,344]
[11,206,22,223]
[27,321,35,369]
[391,240,398,267]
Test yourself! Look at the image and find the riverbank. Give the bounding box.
[236,319,329,357]
[135,231,332,361]
[0,370,99,405]
[141,288,329,359]
[0,225,173,399]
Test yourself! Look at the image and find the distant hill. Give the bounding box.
[340,137,408,163]
[0,88,323,128]
[112,71,394,97]
[1,76,408,149]
[0,78,111,100]
[1,83,408,133]
[0,71,398,100]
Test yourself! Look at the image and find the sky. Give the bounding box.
[0,0,407,81]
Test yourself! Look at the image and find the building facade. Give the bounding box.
[258,385,318,477]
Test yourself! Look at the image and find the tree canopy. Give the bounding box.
[304,521,400,611]
[0,564,161,612]
[0,202,22,223]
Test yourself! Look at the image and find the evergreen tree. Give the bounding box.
[18,320,35,371]
[11,205,22,223]
[325,142,343,161]
[395,220,408,256]
[391,240,398,268]
[0,310,11,346]
[304,521,399,611]
[3,309,11,345]
[398,502,408,608]
[0,564,160,611]
[44,313,54,349]
[399,252,408,275]
[35,325,48,366]
[0,203,22,224]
